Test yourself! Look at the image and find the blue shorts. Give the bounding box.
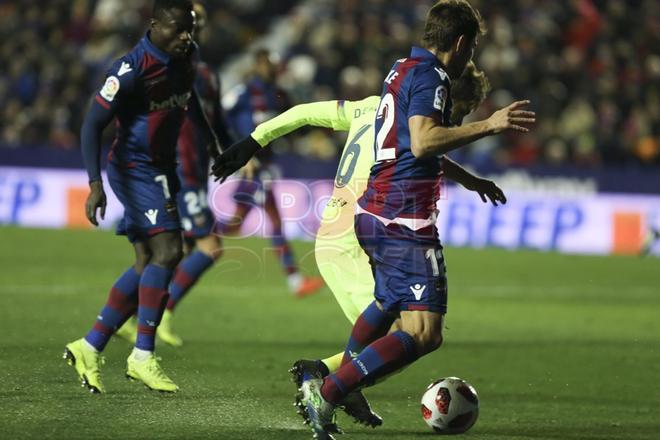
[176,185,215,238]
[108,161,181,243]
[232,165,279,206]
[355,213,447,314]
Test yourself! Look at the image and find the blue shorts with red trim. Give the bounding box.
[176,185,215,238]
[355,213,447,314]
[108,161,181,243]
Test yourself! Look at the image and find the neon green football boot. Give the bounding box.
[126,352,179,393]
[157,309,183,347]
[63,338,106,394]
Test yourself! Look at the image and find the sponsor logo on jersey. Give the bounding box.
[145,209,159,225]
[410,283,427,300]
[100,76,120,102]
[149,92,191,111]
[434,67,448,81]
[118,62,132,77]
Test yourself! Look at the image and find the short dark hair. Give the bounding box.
[421,0,486,51]
[153,0,193,17]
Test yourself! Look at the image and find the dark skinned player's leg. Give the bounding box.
[134,231,182,353]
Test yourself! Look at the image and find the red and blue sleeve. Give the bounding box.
[80,58,136,182]
[408,66,451,122]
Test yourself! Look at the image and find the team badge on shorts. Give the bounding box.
[410,283,427,300]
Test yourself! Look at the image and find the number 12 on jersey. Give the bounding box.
[375,93,396,162]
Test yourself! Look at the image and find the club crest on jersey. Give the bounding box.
[434,85,447,112]
[100,76,120,102]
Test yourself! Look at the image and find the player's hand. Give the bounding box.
[211,135,261,183]
[466,177,507,206]
[487,100,535,134]
[85,180,107,226]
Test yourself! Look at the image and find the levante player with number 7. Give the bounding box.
[63,0,218,394]
[294,1,533,437]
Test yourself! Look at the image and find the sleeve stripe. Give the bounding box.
[337,99,346,121]
[95,95,111,110]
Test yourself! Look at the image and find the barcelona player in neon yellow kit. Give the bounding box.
[253,96,380,328]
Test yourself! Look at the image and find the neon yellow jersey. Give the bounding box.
[317,97,379,241]
[251,96,380,240]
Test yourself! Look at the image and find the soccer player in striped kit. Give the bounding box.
[64,0,218,394]
[293,1,533,437]
[115,0,232,347]
[213,61,503,431]
[154,0,231,347]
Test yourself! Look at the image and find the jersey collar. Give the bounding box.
[141,31,171,64]
[410,46,438,62]
[410,46,450,83]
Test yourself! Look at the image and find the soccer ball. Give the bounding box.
[420,377,479,434]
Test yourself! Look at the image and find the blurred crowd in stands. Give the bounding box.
[1,0,658,168]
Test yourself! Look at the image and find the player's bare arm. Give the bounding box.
[442,157,506,205]
[409,100,535,158]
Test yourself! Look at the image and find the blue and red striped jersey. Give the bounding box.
[358,46,452,224]
[95,33,196,169]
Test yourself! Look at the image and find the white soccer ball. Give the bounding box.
[420,376,479,434]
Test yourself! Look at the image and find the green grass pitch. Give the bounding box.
[0,227,658,440]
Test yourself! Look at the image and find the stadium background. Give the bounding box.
[0,0,659,256]
[0,2,659,440]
